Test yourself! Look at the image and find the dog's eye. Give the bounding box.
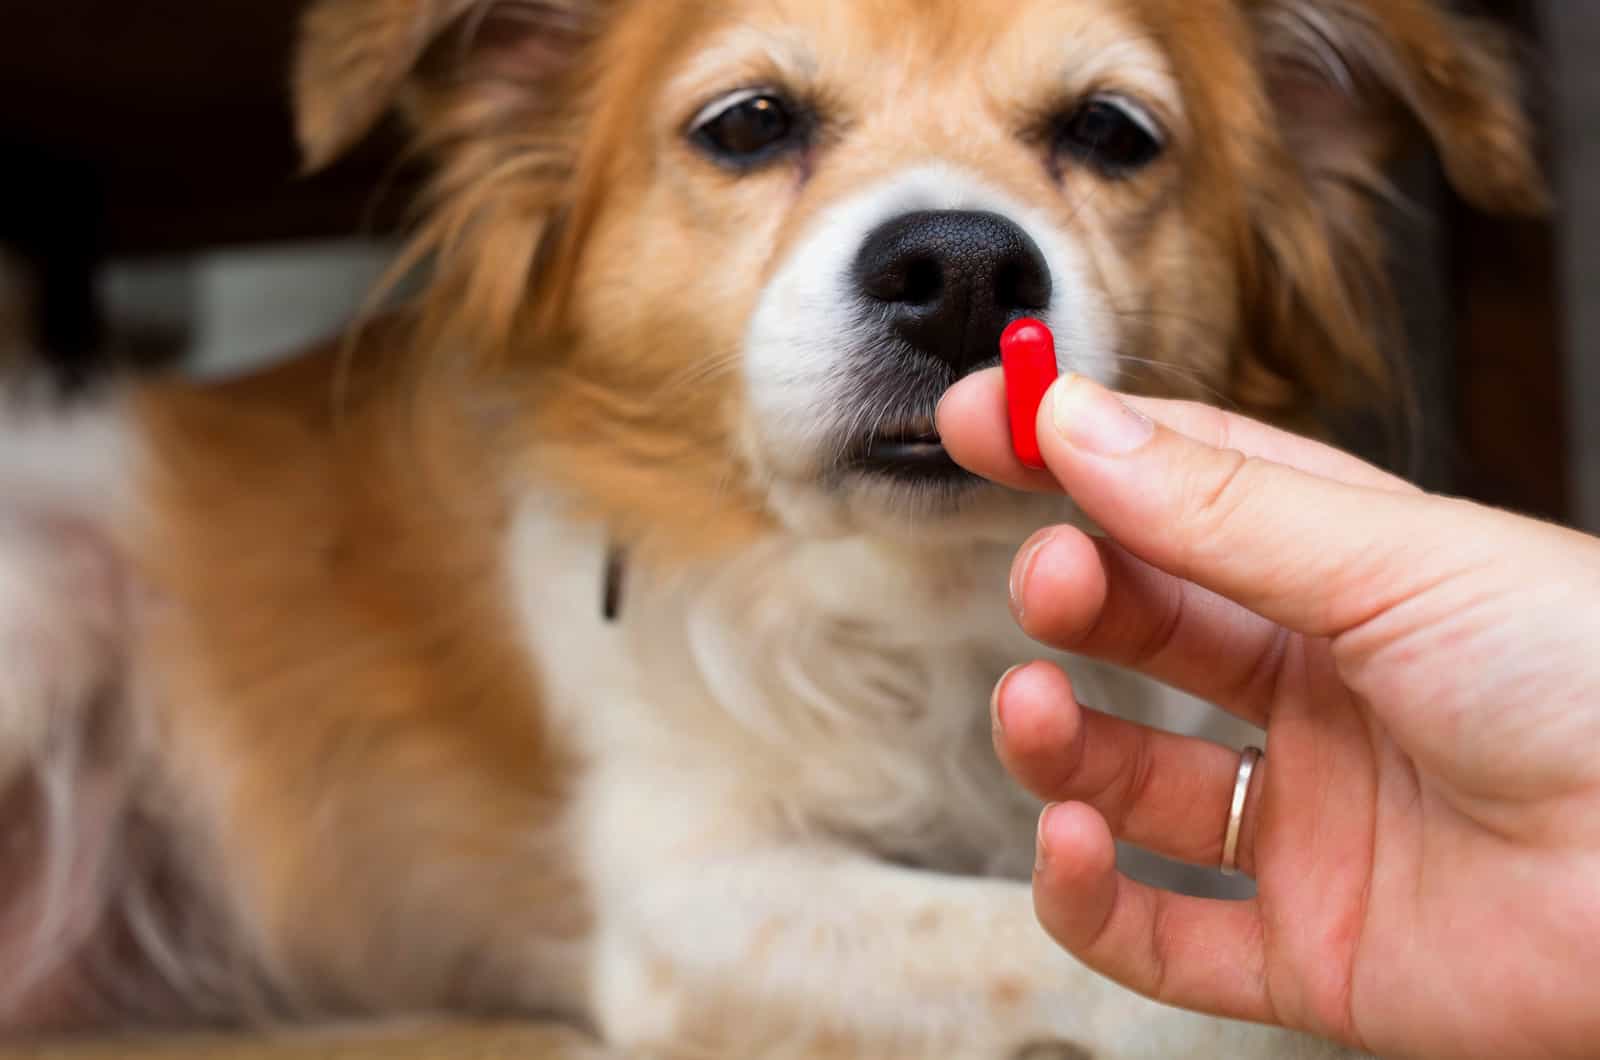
[691,90,800,167]
[1055,97,1164,176]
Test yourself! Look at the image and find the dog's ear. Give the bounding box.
[1229,0,1546,438]
[1250,0,1546,214]
[295,0,471,171]
[294,0,600,171]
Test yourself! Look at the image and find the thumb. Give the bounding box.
[1036,374,1483,640]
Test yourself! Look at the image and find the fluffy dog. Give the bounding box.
[0,1,1541,1055]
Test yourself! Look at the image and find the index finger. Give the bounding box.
[1034,374,1480,641]
[937,368,1419,496]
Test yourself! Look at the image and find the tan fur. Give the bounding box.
[321,0,1545,538]
[329,0,1535,550]
[131,342,587,1016]
[2,0,1543,1046]
[155,0,1540,1020]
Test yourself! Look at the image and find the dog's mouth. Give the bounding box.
[845,417,971,481]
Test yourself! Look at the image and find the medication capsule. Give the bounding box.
[1000,318,1058,470]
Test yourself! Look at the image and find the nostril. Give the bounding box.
[854,209,1052,375]
[995,259,1050,312]
[862,253,944,306]
[902,256,943,306]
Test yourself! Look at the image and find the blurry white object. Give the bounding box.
[101,240,401,380]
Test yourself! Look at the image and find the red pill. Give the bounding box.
[1000,318,1058,470]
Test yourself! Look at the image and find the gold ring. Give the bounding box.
[1221,746,1263,877]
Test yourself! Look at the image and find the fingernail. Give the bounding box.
[992,663,1026,740]
[1036,803,1061,874]
[1051,374,1154,456]
[1009,532,1051,622]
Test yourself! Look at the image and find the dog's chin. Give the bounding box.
[763,457,1069,547]
[743,403,1078,544]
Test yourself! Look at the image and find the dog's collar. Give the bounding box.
[602,542,628,622]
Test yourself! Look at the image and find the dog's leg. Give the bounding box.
[586,847,1358,1059]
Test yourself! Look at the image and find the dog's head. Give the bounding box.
[296,0,1542,555]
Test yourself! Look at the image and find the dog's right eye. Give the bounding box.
[690,90,801,168]
[1054,95,1165,178]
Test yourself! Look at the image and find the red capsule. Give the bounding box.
[1000,318,1058,470]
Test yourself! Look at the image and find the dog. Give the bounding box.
[0,0,1542,1055]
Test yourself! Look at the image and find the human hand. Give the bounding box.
[937,370,1600,1059]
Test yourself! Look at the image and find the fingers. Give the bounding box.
[939,368,1419,497]
[937,368,1063,493]
[1032,802,1272,1024]
[1008,525,1285,725]
[1031,374,1476,640]
[994,661,1261,871]
[1120,394,1416,495]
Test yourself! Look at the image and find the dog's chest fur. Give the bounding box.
[510,498,1190,887]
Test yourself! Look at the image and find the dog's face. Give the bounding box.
[571,0,1201,542]
[296,0,1542,555]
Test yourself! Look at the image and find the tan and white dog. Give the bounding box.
[0,1,1542,1056]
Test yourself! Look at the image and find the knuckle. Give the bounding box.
[1113,734,1160,835]
[1188,400,1235,453]
[1168,398,1234,454]
[1171,449,1256,577]
[1127,577,1186,672]
[1145,900,1176,1002]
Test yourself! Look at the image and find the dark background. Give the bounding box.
[0,0,1572,523]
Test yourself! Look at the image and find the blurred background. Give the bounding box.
[0,1,1592,527]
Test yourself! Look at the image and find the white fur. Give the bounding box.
[0,153,1346,1060]
[496,161,1328,1058]
[0,398,132,784]
[0,278,1346,1060]
[509,487,1341,1056]
[0,521,124,782]
[492,164,1322,1057]
[0,397,133,521]
[740,165,1123,543]
[0,398,284,1028]
[0,397,137,1023]
[741,163,1115,475]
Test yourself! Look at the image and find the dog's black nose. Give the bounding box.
[854,210,1051,376]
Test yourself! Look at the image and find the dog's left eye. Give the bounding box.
[690,90,801,167]
[1054,96,1164,177]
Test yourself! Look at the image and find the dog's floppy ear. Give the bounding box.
[293,0,601,172]
[1249,0,1546,214]
[1229,0,1546,434]
[295,0,473,171]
